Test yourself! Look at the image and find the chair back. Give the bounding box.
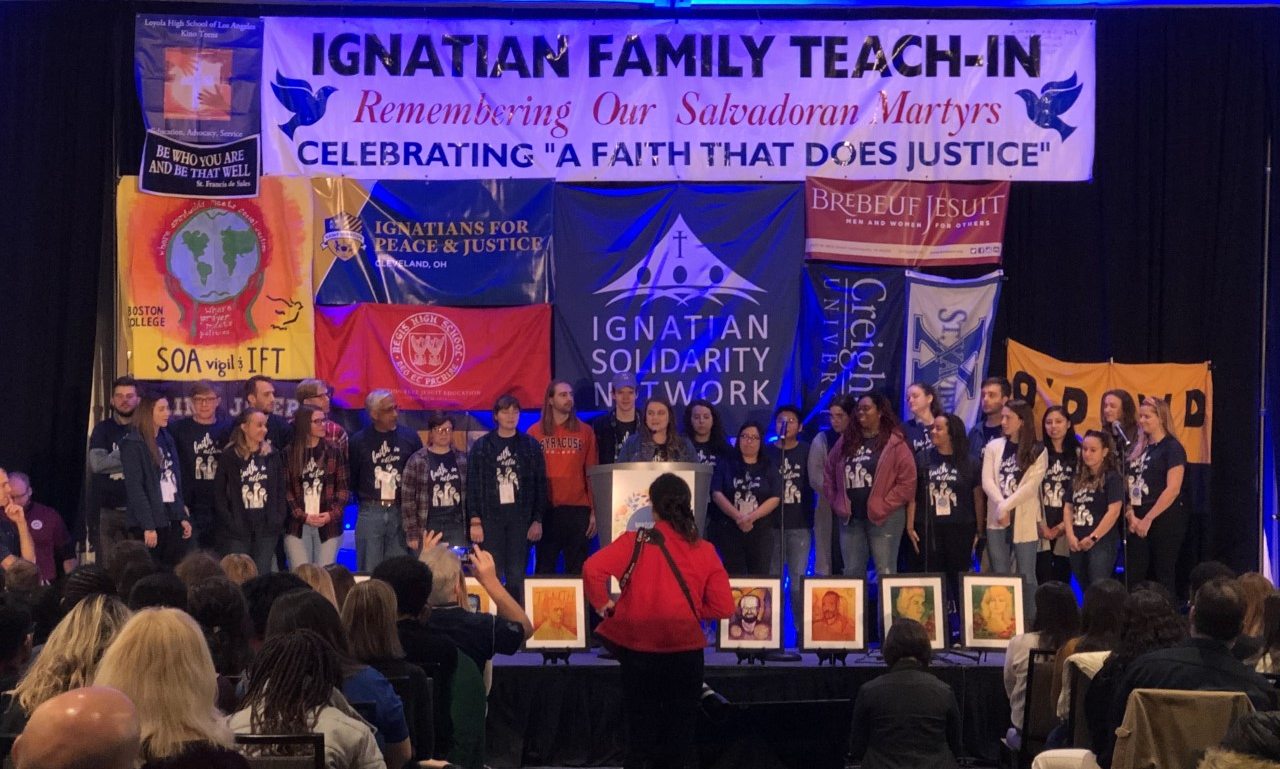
[386,670,435,760]
[234,733,325,769]
[1065,658,1094,749]
[1020,648,1062,763]
[1111,689,1253,769]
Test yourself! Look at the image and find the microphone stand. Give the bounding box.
[764,438,801,662]
[1111,424,1132,591]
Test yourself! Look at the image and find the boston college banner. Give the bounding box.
[315,303,550,410]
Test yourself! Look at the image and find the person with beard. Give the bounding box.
[87,376,140,567]
[242,376,293,451]
[528,380,599,575]
[811,590,855,641]
[0,469,35,570]
[169,381,231,551]
[729,592,771,640]
[4,473,74,582]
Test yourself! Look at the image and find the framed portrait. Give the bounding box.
[799,578,865,652]
[464,577,497,615]
[961,573,1025,649]
[880,574,947,650]
[718,578,783,651]
[524,577,588,651]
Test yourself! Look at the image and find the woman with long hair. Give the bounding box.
[902,382,944,454]
[808,395,856,576]
[823,393,917,581]
[121,394,193,566]
[1254,593,1280,674]
[230,630,383,769]
[1237,572,1275,663]
[1101,389,1139,451]
[3,595,131,734]
[1003,582,1080,750]
[1124,397,1189,595]
[93,608,248,768]
[617,395,697,462]
[907,413,980,622]
[1038,406,1079,585]
[214,408,287,578]
[584,473,734,769]
[711,421,780,574]
[1064,431,1125,589]
[294,563,340,610]
[187,577,253,679]
[1049,578,1128,730]
[285,405,348,568]
[683,399,732,547]
[981,399,1047,618]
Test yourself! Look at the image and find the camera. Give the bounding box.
[448,544,471,564]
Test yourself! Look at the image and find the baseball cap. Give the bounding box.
[611,372,638,391]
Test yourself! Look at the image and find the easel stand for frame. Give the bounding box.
[540,652,572,665]
[815,652,849,666]
[734,651,769,665]
[922,474,981,666]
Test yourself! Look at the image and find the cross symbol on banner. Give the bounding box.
[910,314,987,401]
[178,59,221,111]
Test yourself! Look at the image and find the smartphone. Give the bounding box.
[448,544,471,564]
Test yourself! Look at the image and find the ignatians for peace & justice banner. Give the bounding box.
[117,177,315,381]
[1006,340,1213,464]
[312,178,551,306]
[553,184,804,431]
[315,304,551,411]
[262,17,1094,182]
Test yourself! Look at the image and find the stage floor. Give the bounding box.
[487,650,1010,768]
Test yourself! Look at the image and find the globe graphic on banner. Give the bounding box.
[167,208,261,303]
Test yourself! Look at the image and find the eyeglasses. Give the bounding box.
[192,396,219,404]
[10,490,30,501]
[432,426,453,433]
[739,435,762,442]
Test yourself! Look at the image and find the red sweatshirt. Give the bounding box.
[527,419,598,509]
[584,521,734,653]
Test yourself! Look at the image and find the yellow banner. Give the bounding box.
[1006,340,1212,463]
[116,177,315,381]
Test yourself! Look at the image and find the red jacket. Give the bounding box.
[584,521,734,653]
[823,430,918,525]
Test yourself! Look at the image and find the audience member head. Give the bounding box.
[127,573,187,612]
[1110,588,1188,671]
[1075,579,1127,653]
[264,588,356,673]
[4,560,39,595]
[115,561,161,605]
[293,563,339,609]
[1261,593,1280,660]
[187,577,253,677]
[371,555,436,618]
[93,608,232,761]
[1130,579,1177,607]
[11,687,140,769]
[1237,572,1275,638]
[1191,577,1247,643]
[325,564,356,610]
[1031,581,1080,650]
[14,594,132,716]
[649,473,700,544]
[105,541,153,592]
[173,551,224,593]
[0,594,32,673]
[1189,561,1237,602]
[882,618,932,667]
[219,553,258,586]
[59,565,117,615]
[26,586,59,647]
[341,580,406,664]
[241,572,309,643]
[239,630,342,740]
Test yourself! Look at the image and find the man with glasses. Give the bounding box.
[349,390,422,570]
[170,381,231,550]
[0,469,35,570]
[295,378,348,460]
[402,411,469,552]
[4,472,75,583]
[86,375,139,566]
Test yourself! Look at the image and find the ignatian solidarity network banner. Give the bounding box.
[117,177,316,380]
[261,18,1095,182]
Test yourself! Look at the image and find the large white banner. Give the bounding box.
[262,18,1094,182]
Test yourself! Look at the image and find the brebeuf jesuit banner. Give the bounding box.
[805,178,1009,267]
[315,304,551,410]
[312,178,551,305]
[117,177,315,381]
[1006,340,1213,463]
[262,18,1095,182]
[554,184,804,430]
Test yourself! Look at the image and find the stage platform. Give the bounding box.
[486,650,1009,768]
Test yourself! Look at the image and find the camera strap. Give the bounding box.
[617,527,699,621]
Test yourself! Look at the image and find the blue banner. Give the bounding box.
[135,15,262,143]
[800,264,906,424]
[553,184,804,430]
[313,179,552,307]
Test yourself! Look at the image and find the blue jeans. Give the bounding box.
[985,527,1039,621]
[839,507,905,579]
[284,526,340,567]
[355,503,407,572]
[224,533,279,578]
[1069,533,1119,590]
[770,528,813,640]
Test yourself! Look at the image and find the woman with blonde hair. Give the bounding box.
[94,608,248,768]
[2,595,132,733]
[219,553,257,586]
[294,563,339,609]
[1124,396,1188,595]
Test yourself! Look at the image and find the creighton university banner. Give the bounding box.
[800,264,905,418]
[903,271,1002,427]
[262,18,1094,182]
[315,304,550,410]
[805,178,1009,267]
[312,178,551,306]
[1006,340,1213,463]
[117,177,315,380]
[554,184,804,429]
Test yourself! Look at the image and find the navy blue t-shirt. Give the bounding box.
[1126,436,1187,517]
[843,441,880,521]
[766,441,813,529]
[917,448,979,528]
[350,426,423,505]
[713,457,780,524]
[89,419,131,509]
[1040,446,1075,529]
[1068,470,1124,541]
[170,416,232,511]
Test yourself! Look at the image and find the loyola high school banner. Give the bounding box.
[554,184,804,429]
[799,264,905,419]
[315,304,551,410]
[805,178,1009,267]
[117,177,315,380]
[1006,340,1213,463]
[903,271,1002,427]
[262,18,1095,182]
[312,178,551,306]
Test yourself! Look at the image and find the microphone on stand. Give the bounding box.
[1110,421,1130,447]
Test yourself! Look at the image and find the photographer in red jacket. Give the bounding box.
[584,473,734,769]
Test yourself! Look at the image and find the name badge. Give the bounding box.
[740,497,758,515]
[160,477,177,504]
[377,475,397,503]
[1128,483,1143,507]
[935,492,952,517]
[499,482,516,505]
[304,489,320,517]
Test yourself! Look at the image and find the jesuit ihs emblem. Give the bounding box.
[390,312,466,388]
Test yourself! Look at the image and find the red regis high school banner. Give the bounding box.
[315,304,550,410]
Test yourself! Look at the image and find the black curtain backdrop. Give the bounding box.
[0,1,1276,574]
